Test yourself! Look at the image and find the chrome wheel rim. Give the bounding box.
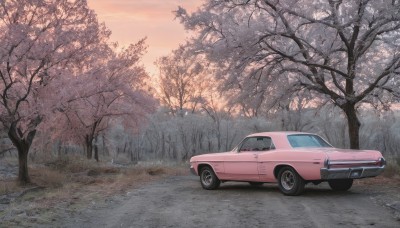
[281,170,295,190]
[201,170,213,186]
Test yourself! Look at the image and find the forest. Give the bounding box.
[1,0,400,185]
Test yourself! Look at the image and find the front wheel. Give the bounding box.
[328,179,353,191]
[200,166,220,190]
[277,167,305,196]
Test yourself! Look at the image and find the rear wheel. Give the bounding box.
[277,167,305,196]
[328,179,353,191]
[200,166,220,190]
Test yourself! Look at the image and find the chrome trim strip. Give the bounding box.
[328,160,378,165]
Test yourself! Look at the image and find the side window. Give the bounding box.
[239,137,275,152]
[240,138,257,151]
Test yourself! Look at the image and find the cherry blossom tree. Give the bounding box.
[177,0,400,149]
[0,0,110,184]
[51,40,154,161]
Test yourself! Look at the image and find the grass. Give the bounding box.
[30,167,66,188]
[0,180,18,195]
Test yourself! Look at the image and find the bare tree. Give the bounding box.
[154,46,208,115]
[176,0,400,149]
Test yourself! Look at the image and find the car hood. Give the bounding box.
[190,151,233,162]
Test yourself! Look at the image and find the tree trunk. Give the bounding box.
[17,148,30,184]
[216,121,221,151]
[86,120,100,160]
[342,103,360,149]
[161,133,165,158]
[8,123,36,185]
[85,135,93,159]
[94,145,99,162]
[102,133,109,156]
[94,136,99,162]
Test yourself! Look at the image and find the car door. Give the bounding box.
[223,137,261,181]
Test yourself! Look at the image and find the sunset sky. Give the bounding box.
[87,0,202,75]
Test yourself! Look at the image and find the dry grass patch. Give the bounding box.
[30,167,66,188]
[92,166,165,195]
[382,157,400,178]
[0,180,19,195]
[45,156,98,173]
[31,160,188,200]
[146,167,166,176]
[383,164,400,178]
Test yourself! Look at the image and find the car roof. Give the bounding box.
[247,131,311,137]
[246,131,318,149]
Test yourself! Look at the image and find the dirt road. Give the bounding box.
[64,175,399,228]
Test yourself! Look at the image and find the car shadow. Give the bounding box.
[213,182,362,197]
[302,187,359,197]
[218,183,279,193]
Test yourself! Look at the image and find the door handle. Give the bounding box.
[253,154,258,158]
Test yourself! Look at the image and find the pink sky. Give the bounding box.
[88,0,201,75]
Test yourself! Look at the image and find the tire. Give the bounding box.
[249,182,263,186]
[199,166,220,190]
[277,166,305,196]
[328,179,353,191]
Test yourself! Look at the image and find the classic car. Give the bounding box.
[189,132,386,195]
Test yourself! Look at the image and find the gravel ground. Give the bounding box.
[59,175,400,228]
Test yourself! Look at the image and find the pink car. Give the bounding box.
[190,132,386,195]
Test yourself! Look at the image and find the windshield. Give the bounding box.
[287,134,332,148]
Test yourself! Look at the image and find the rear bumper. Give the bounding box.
[320,166,385,180]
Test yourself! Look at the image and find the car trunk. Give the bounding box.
[323,148,382,168]
[325,148,379,160]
